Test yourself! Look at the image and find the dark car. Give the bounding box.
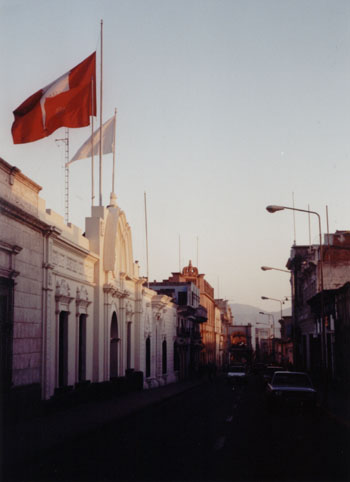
[262,365,285,385]
[226,364,247,384]
[266,371,317,411]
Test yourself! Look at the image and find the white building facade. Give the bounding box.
[0,158,177,407]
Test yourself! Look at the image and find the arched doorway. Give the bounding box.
[145,337,151,378]
[162,339,167,374]
[110,312,119,378]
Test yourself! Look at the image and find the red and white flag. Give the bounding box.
[12,52,96,144]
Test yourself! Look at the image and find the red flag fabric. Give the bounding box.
[12,52,96,144]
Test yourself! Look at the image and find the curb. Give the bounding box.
[4,380,205,469]
[317,401,350,430]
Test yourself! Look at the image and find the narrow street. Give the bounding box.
[8,374,349,482]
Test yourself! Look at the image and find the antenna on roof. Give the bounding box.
[55,128,69,224]
[308,204,312,248]
[179,235,181,272]
[292,192,296,245]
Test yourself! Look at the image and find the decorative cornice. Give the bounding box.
[52,269,96,287]
[0,240,22,255]
[0,158,42,192]
[0,267,19,279]
[0,197,51,234]
[76,298,92,313]
[43,226,61,238]
[103,283,129,298]
[54,236,98,260]
[55,294,74,306]
[151,295,172,311]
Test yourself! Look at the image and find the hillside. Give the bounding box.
[230,303,291,325]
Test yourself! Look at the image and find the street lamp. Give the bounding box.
[259,311,275,337]
[259,311,276,362]
[266,204,327,381]
[261,296,284,327]
[261,266,290,273]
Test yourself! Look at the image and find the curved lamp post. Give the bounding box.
[259,311,276,362]
[266,204,326,375]
[266,206,323,294]
[261,266,290,274]
[261,296,284,329]
[258,312,273,333]
[259,311,275,336]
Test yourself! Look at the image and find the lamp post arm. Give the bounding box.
[269,206,323,291]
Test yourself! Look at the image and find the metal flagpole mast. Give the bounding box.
[99,19,103,206]
[91,76,95,207]
[179,235,181,272]
[308,204,312,248]
[56,129,69,223]
[144,192,149,288]
[292,192,296,245]
[112,108,117,196]
[64,128,69,223]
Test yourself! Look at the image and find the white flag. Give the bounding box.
[67,115,115,165]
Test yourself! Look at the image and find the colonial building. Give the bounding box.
[149,280,207,380]
[0,158,177,410]
[287,231,350,381]
[165,261,217,365]
[278,315,294,367]
[215,299,233,368]
[333,282,350,387]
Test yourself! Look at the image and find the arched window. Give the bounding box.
[110,312,119,378]
[146,337,151,378]
[162,339,167,374]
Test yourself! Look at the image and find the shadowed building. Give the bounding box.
[287,231,350,383]
[164,261,217,365]
[149,280,207,380]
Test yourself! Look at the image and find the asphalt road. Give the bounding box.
[7,375,350,481]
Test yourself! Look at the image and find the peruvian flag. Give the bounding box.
[12,52,96,144]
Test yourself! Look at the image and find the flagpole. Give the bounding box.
[112,108,117,196]
[64,129,69,224]
[144,192,149,288]
[91,76,95,207]
[99,19,103,206]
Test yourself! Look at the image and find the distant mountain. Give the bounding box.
[229,304,262,325]
[230,303,291,326]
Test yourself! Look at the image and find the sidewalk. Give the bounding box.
[318,384,350,430]
[3,379,204,467]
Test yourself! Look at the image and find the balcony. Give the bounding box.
[194,305,207,323]
[176,327,191,338]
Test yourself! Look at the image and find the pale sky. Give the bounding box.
[1,0,349,316]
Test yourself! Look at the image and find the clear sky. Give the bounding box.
[1,0,349,317]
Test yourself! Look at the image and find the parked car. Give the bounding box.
[266,371,317,411]
[226,364,247,384]
[262,365,285,385]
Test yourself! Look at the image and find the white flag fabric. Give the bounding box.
[67,115,115,165]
